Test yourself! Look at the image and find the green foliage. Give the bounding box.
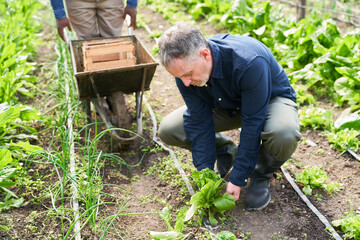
[149,231,190,240]
[332,204,360,240]
[185,169,236,225]
[295,166,340,196]
[334,111,360,131]
[215,231,237,240]
[298,105,333,130]
[149,206,191,239]
[0,153,24,212]
[0,0,42,104]
[322,128,360,152]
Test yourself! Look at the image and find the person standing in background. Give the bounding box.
[50,0,138,41]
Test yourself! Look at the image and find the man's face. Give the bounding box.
[165,48,212,87]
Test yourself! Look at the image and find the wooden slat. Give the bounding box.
[86,58,136,71]
[83,41,133,50]
[82,39,127,47]
[85,44,134,57]
[91,53,120,63]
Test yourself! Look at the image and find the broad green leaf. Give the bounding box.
[0,149,13,168]
[208,210,218,225]
[213,193,236,213]
[159,206,174,231]
[335,112,360,130]
[174,207,188,233]
[0,181,16,188]
[0,168,17,182]
[10,141,42,153]
[149,231,190,240]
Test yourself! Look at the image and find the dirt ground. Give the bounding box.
[1,4,360,240]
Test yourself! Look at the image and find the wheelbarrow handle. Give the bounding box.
[64,30,71,49]
[126,15,133,35]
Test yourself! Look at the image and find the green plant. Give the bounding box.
[149,206,190,240]
[295,166,340,196]
[322,128,360,152]
[185,168,236,225]
[298,105,333,130]
[215,231,236,240]
[332,203,360,239]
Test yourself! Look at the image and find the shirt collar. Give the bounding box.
[208,40,224,81]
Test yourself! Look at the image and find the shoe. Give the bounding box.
[245,174,272,210]
[215,141,237,178]
[245,146,286,210]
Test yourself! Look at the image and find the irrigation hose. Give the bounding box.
[64,34,82,240]
[144,97,195,196]
[346,147,360,162]
[281,167,343,240]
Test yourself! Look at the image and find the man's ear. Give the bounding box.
[199,48,211,61]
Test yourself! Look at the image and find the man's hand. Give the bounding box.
[56,17,72,41]
[122,6,137,29]
[226,182,241,201]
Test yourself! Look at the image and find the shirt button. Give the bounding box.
[218,98,222,101]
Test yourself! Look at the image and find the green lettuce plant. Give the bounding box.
[295,166,340,196]
[185,169,236,225]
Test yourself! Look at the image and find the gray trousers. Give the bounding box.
[158,96,301,161]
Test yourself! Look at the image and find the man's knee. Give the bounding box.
[263,126,302,160]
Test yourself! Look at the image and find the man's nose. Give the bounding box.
[182,77,192,87]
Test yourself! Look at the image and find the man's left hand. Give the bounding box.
[226,182,241,201]
[122,6,137,29]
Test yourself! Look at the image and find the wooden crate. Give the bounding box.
[82,39,136,71]
[70,35,158,100]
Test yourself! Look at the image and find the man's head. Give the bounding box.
[158,22,213,87]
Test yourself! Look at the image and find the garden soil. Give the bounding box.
[1,4,360,240]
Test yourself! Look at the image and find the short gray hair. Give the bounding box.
[158,22,209,67]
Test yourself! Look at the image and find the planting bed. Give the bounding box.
[1,3,360,240]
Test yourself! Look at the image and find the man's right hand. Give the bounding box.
[226,182,241,201]
[56,17,72,41]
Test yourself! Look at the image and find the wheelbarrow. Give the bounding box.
[68,35,158,149]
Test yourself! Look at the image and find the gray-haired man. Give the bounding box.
[158,22,301,210]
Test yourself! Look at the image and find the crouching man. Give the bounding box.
[157,22,301,210]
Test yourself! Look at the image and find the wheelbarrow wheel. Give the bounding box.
[110,91,132,150]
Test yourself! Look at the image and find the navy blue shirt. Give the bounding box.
[176,34,296,187]
[50,0,138,19]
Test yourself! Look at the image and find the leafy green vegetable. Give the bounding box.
[149,231,190,240]
[332,203,360,239]
[215,231,237,240]
[295,166,340,196]
[150,206,190,239]
[186,169,236,225]
[298,106,333,130]
[323,128,360,152]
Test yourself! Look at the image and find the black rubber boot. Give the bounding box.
[245,146,286,210]
[214,133,237,178]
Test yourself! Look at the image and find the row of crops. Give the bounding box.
[145,0,360,153]
[0,0,44,211]
[1,0,360,239]
[1,0,143,238]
